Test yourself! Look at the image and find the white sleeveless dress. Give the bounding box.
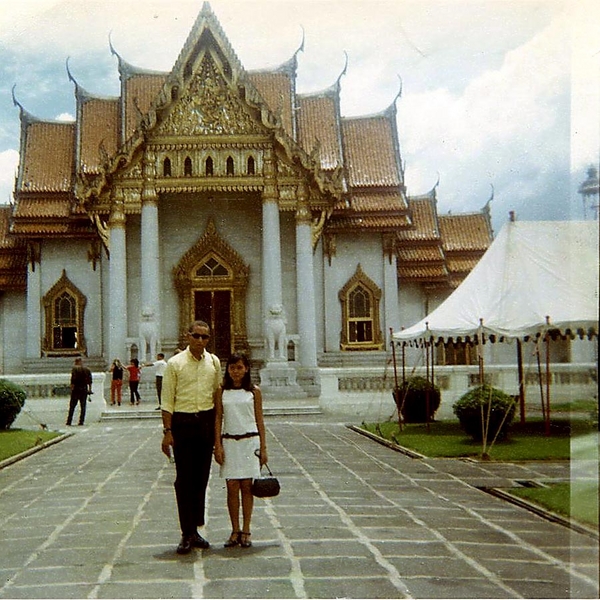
[219,388,261,480]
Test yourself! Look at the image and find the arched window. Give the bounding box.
[42,270,87,355]
[339,264,383,350]
[226,156,234,176]
[247,156,255,175]
[163,157,171,177]
[184,156,193,176]
[205,156,214,176]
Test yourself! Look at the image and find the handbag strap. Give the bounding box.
[254,449,275,476]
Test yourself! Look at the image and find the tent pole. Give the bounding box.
[425,340,431,433]
[517,339,526,424]
[536,340,546,423]
[545,331,551,436]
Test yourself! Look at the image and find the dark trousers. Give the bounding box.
[156,376,163,405]
[67,390,87,425]
[172,409,215,536]
[129,381,141,403]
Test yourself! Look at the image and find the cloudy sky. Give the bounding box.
[0,0,598,232]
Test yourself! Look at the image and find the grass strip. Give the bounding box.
[0,429,63,462]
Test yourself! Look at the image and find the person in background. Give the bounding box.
[147,353,167,410]
[66,357,92,426]
[160,321,222,555]
[109,358,124,406]
[126,358,142,405]
[214,353,267,549]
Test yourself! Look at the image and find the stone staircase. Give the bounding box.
[100,398,322,422]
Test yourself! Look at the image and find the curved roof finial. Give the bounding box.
[66,57,77,86]
[295,25,305,57]
[336,51,349,85]
[394,75,403,103]
[433,172,440,190]
[11,84,24,112]
[108,30,120,59]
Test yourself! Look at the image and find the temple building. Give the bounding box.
[0,3,493,401]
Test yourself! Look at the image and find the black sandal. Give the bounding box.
[240,532,252,548]
[224,532,241,548]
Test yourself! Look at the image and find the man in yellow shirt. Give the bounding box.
[161,321,222,554]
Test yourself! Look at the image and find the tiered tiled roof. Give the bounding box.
[0,206,27,291]
[439,210,493,287]
[4,2,491,292]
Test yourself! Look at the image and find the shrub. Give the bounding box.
[0,379,27,430]
[453,385,516,441]
[393,376,441,423]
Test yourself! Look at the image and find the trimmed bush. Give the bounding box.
[453,385,516,441]
[0,379,27,430]
[393,376,441,423]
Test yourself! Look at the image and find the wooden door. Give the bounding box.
[194,290,231,359]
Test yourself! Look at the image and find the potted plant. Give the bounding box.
[0,379,27,430]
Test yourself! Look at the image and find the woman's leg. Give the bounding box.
[240,478,254,547]
[226,479,241,533]
[116,380,122,405]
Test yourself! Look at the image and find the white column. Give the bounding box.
[140,153,161,359]
[26,245,42,358]
[108,193,127,362]
[383,234,400,348]
[295,191,317,367]
[261,149,283,317]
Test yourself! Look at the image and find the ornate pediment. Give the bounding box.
[155,54,266,138]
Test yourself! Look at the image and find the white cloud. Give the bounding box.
[0,149,19,203]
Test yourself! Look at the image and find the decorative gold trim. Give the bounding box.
[42,269,87,356]
[338,264,383,351]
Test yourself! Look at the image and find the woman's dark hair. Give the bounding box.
[131,358,139,367]
[222,353,253,391]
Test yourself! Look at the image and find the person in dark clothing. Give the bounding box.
[66,357,93,426]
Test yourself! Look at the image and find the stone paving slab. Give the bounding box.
[0,418,597,599]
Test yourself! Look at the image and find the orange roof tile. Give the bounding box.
[342,116,401,187]
[328,215,410,229]
[398,264,448,280]
[397,245,445,262]
[297,93,341,170]
[397,197,439,242]
[20,121,75,192]
[247,71,294,138]
[13,197,71,219]
[350,190,407,212]
[438,213,491,251]
[80,97,119,173]
[446,255,482,273]
[124,73,167,141]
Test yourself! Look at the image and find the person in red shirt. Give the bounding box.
[126,358,142,405]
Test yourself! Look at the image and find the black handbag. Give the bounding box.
[252,463,280,498]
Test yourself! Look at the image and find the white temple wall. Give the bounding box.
[42,239,103,357]
[280,212,298,334]
[323,232,383,351]
[313,238,326,353]
[0,291,27,373]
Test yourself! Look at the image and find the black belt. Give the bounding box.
[222,432,259,440]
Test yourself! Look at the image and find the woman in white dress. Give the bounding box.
[214,353,267,548]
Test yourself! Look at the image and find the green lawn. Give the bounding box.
[0,428,63,462]
[511,482,599,528]
[361,419,594,461]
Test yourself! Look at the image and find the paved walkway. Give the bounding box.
[0,417,598,599]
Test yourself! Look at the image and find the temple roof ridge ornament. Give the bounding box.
[67,58,119,104]
[109,32,169,80]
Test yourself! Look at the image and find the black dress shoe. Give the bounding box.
[176,535,193,555]
[192,532,209,549]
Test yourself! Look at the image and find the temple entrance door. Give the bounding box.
[194,290,232,359]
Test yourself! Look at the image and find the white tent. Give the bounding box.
[393,220,599,344]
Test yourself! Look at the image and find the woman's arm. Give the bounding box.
[253,386,268,465]
[213,387,224,465]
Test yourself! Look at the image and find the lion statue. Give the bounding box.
[139,307,158,364]
[265,304,287,361]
